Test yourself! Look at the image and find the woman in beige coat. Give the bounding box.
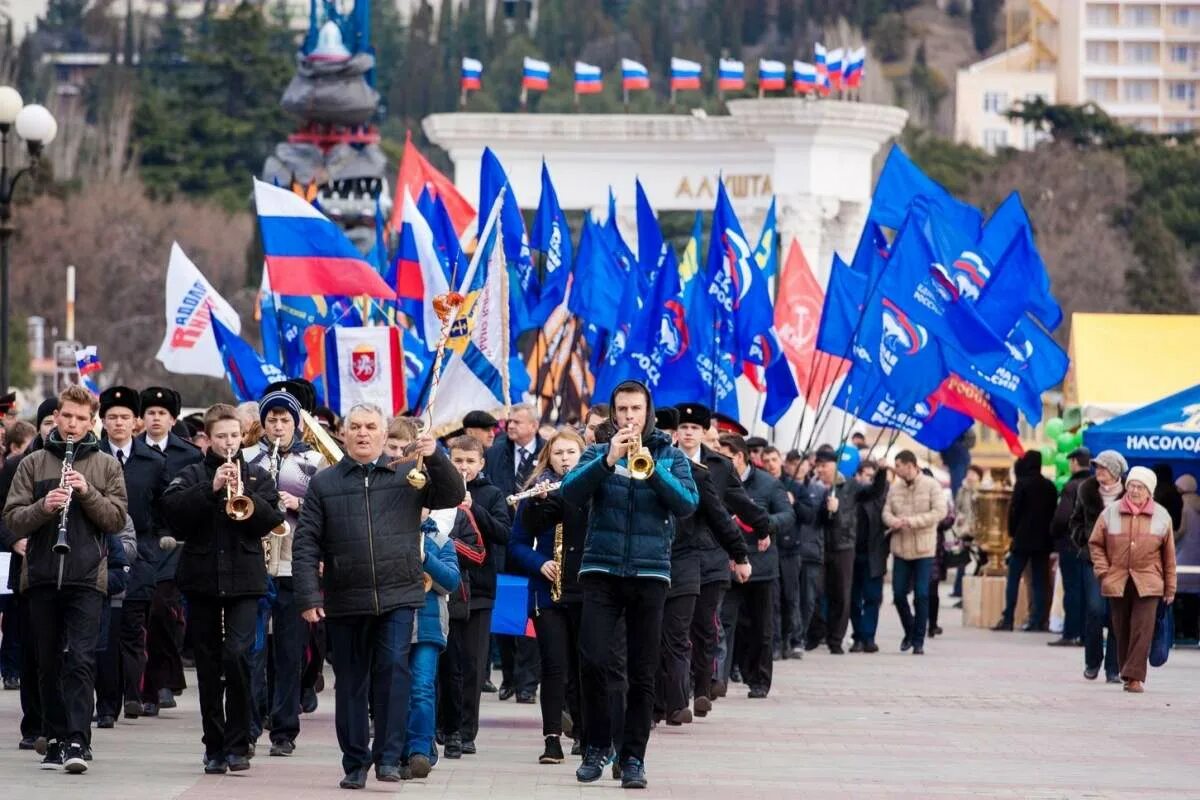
[1088,466,1176,693]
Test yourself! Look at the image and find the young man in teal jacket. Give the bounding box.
[562,380,698,790]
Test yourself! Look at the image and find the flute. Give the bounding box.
[506,481,561,506]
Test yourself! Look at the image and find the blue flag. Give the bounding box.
[479,148,538,336]
[430,196,468,289]
[752,197,778,277]
[974,193,1063,332]
[402,326,433,413]
[530,162,574,325]
[762,355,798,426]
[276,295,361,379]
[705,179,777,366]
[210,313,286,402]
[258,272,283,369]
[815,255,868,358]
[870,145,983,236]
[833,361,973,451]
[569,212,624,335]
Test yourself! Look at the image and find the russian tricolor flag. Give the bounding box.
[670,57,702,91]
[575,61,603,94]
[461,57,482,91]
[718,58,745,91]
[793,60,818,93]
[394,190,451,344]
[758,59,786,91]
[814,43,830,94]
[523,57,550,91]
[254,179,395,299]
[75,345,103,376]
[622,58,650,91]
[827,47,845,90]
[844,47,866,88]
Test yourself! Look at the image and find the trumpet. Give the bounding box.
[224,448,253,521]
[53,437,76,556]
[621,425,654,480]
[506,481,562,506]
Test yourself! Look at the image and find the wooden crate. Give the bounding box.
[962,573,1031,628]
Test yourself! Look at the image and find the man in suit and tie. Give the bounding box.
[136,387,202,715]
[483,404,543,703]
[96,386,169,723]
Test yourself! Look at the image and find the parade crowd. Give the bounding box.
[0,377,1178,788]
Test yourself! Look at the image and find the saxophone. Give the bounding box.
[550,522,564,602]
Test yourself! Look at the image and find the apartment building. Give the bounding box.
[956,1,1200,150]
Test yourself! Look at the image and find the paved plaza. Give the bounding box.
[2,590,1198,799]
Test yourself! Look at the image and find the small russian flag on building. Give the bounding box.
[622,58,650,91]
[844,47,866,88]
[718,58,745,91]
[574,61,603,94]
[670,57,702,91]
[827,47,845,90]
[793,60,818,93]
[758,59,786,91]
[461,57,482,91]
[522,56,551,91]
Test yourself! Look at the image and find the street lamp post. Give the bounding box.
[0,86,57,393]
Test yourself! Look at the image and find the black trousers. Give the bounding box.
[777,553,802,650]
[655,593,697,717]
[567,601,622,750]
[145,581,186,699]
[187,594,258,761]
[531,605,579,736]
[460,606,492,743]
[690,581,724,700]
[437,617,468,737]
[27,586,103,747]
[720,580,775,693]
[798,560,824,648]
[119,598,149,706]
[824,549,855,647]
[267,578,307,745]
[498,632,540,694]
[95,604,123,719]
[578,574,666,763]
[14,593,42,738]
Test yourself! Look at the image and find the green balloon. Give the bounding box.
[1055,454,1070,475]
[1045,417,1065,440]
[1040,446,1057,466]
[1057,432,1075,453]
[1072,430,1085,449]
[1055,474,1069,491]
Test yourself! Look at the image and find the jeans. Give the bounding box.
[532,605,577,736]
[1002,551,1049,627]
[824,549,855,647]
[849,553,883,644]
[892,557,933,649]
[27,586,103,747]
[719,580,775,692]
[405,642,440,759]
[655,593,697,716]
[579,574,666,763]
[267,579,307,745]
[327,607,415,773]
[1083,566,1119,678]
[1058,549,1087,640]
[188,595,258,760]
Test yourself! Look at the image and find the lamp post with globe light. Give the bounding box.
[0,86,57,392]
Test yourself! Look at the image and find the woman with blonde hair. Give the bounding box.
[1089,466,1177,693]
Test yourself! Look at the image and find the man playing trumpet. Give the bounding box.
[561,381,699,790]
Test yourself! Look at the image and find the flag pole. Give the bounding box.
[520,85,528,112]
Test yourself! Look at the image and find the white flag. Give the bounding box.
[154,242,242,378]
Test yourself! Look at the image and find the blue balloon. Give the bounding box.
[837,445,861,478]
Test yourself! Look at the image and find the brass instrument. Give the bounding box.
[53,437,76,556]
[550,522,564,602]
[624,426,654,480]
[300,409,343,465]
[506,481,562,506]
[224,448,254,521]
[976,467,1013,576]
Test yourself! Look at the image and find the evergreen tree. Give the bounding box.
[534,0,565,64]
[457,0,488,62]
[372,0,407,110]
[123,0,136,66]
[971,0,999,53]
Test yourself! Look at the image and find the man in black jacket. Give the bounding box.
[1048,447,1091,647]
[794,450,836,656]
[447,434,511,755]
[842,461,891,652]
[673,404,770,709]
[294,403,464,789]
[717,434,794,699]
[763,446,815,660]
[993,451,1058,632]
[137,386,202,715]
[484,403,542,703]
[97,386,170,722]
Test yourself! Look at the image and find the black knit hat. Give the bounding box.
[100,386,140,417]
[35,397,58,426]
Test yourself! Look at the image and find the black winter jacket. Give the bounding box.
[138,431,202,583]
[739,466,795,583]
[1069,476,1123,564]
[669,461,748,598]
[517,469,588,605]
[464,474,510,610]
[796,479,832,564]
[1008,451,1058,555]
[293,449,465,617]
[828,470,891,553]
[1052,469,1091,552]
[101,438,168,601]
[161,450,284,599]
[698,446,770,585]
[776,475,816,556]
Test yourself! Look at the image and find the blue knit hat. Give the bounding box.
[259,390,302,429]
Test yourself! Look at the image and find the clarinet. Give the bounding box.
[53,437,76,556]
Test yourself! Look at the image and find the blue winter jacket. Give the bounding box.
[561,428,699,583]
[411,520,461,650]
